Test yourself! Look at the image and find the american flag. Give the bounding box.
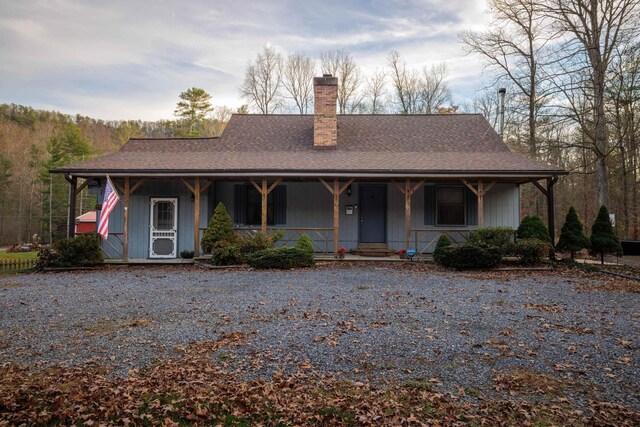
[97,176,120,239]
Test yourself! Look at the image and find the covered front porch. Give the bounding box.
[63,173,558,262]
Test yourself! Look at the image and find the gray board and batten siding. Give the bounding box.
[99,180,519,258]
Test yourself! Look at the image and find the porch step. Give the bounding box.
[351,244,396,257]
[357,243,388,249]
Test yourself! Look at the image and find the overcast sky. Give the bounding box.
[0,0,491,121]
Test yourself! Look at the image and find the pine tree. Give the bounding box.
[201,202,235,253]
[174,87,213,137]
[556,207,589,259]
[590,205,622,264]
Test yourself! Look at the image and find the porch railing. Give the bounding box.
[233,227,334,253]
[410,228,477,255]
[100,232,124,259]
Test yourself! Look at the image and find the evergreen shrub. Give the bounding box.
[248,247,314,269]
[589,205,622,264]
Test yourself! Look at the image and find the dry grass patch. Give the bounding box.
[83,317,153,334]
[494,367,567,396]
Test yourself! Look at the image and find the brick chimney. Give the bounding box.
[313,74,338,149]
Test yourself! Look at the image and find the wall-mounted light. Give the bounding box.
[346,184,352,197]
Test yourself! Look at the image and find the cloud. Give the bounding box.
[0,0,490,120]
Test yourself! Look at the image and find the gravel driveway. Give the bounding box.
[1,265,638,410]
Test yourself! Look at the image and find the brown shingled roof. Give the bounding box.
[53,114,565,177]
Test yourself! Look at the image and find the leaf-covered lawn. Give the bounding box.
[0,250,37,260]
[1,332,638,426]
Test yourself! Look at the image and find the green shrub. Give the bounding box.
[517,216,551,242]
[295,233,315,254]
[212,241,242,266]
[514,239,549,265]
[36,235,102,269]
[248,247,315,269]
[435,244,502,270]
[556,207,589,259]
[589,205,622,264]
[201,203,236,253]
[432,234,452,264]
[180,250,194,259]
[238,230,284,257]
[468,227,514,249]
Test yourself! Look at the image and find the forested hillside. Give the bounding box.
[0,103,229,245]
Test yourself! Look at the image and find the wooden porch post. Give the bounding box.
[547,177,557,245]
[405,179,411,250]
[333,178,340,256]
[180,177,211,257]
[477,181,484,227]
[65,175,77,238]
[194,177,201,256]
[248,178,283,234]
[261,178,268,233]
[123,177,130,262]
[392,179,426,249]
[319,178,355,257]
[461,179,496,227]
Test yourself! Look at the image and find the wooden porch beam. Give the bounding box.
[249,179,262,193]
[200,179,212,194]
[408,179,426,196]
[338,178,355,195]
[112,180,124,195]
[318,178,334,194]
[130,178,146,195]
[460,179,477,196]
[123,177,130,262]
[267,178,283,194]
[484,180,497,194]
[531,180,548,197]
[75,179,90,196]
[391,179,405,194]
[180,178,195,194]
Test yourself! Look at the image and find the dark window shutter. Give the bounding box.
[274,185,287,225]
[233,184,246,224]
[424,185,436,225]
[466,187,477,226]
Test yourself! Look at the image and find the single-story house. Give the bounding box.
[52,75,565,261]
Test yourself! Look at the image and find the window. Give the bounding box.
[436,187,465,226]
[245,186,275,225]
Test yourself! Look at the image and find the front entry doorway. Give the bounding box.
[358,184,387,243]
[149,198,178,258]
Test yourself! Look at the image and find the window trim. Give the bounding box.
[435,185,467,227]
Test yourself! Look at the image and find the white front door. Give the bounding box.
[149,198,178,258]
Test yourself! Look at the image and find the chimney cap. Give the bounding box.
[314,75,338,86]
[498,87,506,94]
[323,73,332,77]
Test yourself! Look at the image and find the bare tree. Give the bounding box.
[422,63,452,113]
[387,51,424,114]
[545,0,640,207]
[282,53,316,114]
[363,70,388,114]
[240,45,284,114]
[321,49,363,113]
[460,0,553,159]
